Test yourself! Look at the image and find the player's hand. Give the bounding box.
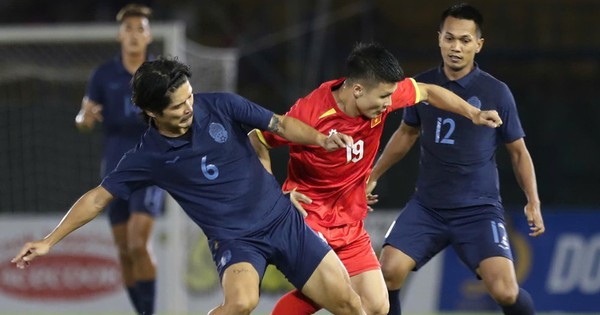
[524,201,545,237]
[11,240,51,269]
[473,110,502,128]
[365,179,379,212]
[286,188,312,218]
[322,131,353,152]
[75,98,104,131]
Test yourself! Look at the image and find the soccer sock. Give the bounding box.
[388,289,402,315]
[501,288,535,315]
[126,286,142,314]
[135,280,156,315]
[271,289,320,315]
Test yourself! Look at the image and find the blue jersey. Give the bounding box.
[100,93,288,239]
[86,55,148,177]
[405,64,524,208]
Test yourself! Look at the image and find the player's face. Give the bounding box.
[118,16,152,56]
[438,16,483,77]
[150,81,194,137]
[355,81,397,119]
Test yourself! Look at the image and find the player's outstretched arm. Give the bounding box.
[417,83,503,128]
[267,114,353,151]
[11,186,114,269]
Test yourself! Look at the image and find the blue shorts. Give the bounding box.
[384,198,513,274]
[208,204,331,290]
[107,186,165,225]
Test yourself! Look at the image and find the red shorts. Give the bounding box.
[306,220,380,276]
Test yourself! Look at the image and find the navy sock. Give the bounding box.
[388,289,401,315]
[126,286,141,314]
[501,288,535,315]
[136,280,156,315]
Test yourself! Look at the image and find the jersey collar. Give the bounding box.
[437,62,481,89]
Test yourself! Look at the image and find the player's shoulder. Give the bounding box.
[413,67,439,83]
[475,68,513,96]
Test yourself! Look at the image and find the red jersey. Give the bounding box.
[258,77,421,227]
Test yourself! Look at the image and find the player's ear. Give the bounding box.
[353,83,364,98]
[145,110,156,118]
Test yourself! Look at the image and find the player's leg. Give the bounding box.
[300,251,364,315]
[127,212,156,314]
[452,205,534,315]
[127,186,164,315]
[271,208,364,315]
[339,221,388,315]
[477,256,534,314]
[271,289,320,315]
[208,262,261,315]
[380,199,450,315]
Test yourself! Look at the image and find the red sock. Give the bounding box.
[271,289,321,315]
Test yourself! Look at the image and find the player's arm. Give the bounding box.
[248,129,272,174]
[417,83,502,128]
[367,121,420,196]
[11,186,114,269]
[505,138,545,237]
[267,114,353,151]
[75,96,103,131]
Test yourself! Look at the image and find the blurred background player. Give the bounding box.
[250,42,502,315]
[366,3,545,315]
[14,57,367,315]
[74,4,162,314]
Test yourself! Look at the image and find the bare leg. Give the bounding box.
[301,251,365,315]
[208,262,261,315]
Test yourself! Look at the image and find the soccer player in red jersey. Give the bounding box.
[250,42,502,315]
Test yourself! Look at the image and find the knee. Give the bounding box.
[340,292,363,314]
[127,239,150,258]
[381,263,407,290]
[363,297,389,315]
[222,295,259,315]
[489,283,519,306]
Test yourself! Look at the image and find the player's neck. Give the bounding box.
[443,63,474,81]
[333,82,360,117]
[122,51,147,75]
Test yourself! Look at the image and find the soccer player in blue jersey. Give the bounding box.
[366,3,545,315]
[74,4,162,314]
[13,57,367,315]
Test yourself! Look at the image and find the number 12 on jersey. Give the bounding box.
[435,117,455,145]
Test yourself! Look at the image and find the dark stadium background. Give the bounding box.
[1,0,598,212]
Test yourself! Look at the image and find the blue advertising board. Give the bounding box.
[438,210,600,312]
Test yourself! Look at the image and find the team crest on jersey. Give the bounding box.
[209,122,228,143]
[371,114,382,128]
[467,96,482,109]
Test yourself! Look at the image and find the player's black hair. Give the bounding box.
[441,3,484,38]
[132,56,192,121]
[345,42,404,86]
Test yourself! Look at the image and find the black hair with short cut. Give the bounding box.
[345,42,404,87]
[441,3,484,38]
[131,57,192,121]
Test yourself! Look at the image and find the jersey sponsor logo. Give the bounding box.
[209,123,228,143]
[371,114,382,128]
[467,96,482,109]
